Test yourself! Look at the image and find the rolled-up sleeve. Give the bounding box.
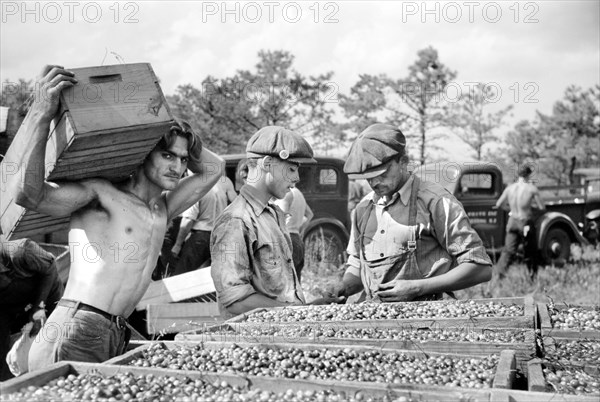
[431,195,492,267]
[344,209,362,277]
[210,216,257,307]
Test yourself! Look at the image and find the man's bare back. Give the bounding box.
[502,180,544,220]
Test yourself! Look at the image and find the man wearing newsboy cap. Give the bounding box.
[211,126,335,316]
[333,124,492,302]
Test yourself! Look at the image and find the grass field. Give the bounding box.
[302,244,600,306]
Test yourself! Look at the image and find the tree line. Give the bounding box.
[1,47,598,186]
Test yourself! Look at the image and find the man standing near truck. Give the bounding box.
[10,65,224,371]
[494,165,546,279]
[333,123,492,302]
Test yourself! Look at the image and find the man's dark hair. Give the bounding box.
[518,165,533,178]
[154,117,202,162]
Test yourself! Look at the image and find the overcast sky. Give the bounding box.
[1,0,598,158]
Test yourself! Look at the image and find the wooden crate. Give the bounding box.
[104,340,517,390]
[38,242,70,284]
[135,267,216,311]
[0,63,173,239]
[527,358,600,397]
[538,303,600,339]
[0,361,494,402]
[226,297,537,329]
[491,388,600,402]
[146,302,223,335]
[541,336,600,375]
[176,322,537,368]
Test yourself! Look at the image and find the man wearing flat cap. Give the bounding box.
[211,126,321,316]
[335,124,492,302]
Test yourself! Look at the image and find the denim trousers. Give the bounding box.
[28,304,130,372]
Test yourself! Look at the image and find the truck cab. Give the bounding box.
[414,163,588,265]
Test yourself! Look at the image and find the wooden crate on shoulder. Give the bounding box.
[0,63,173,239]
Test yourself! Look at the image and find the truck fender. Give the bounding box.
[535,211,588,248]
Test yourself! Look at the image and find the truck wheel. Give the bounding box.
[304,226,347,267]
[542,228,571,266]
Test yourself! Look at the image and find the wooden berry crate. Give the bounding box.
[0,361,495,402]
[490,388,600,402]
[175,322,537,371]
[0,63,173,240]
[226,297,536,329]
[527,358,600,397]
[102,340,517,390]
[538,303,600,339]
[540,335,600,375]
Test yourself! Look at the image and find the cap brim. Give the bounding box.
[287,157,317,164]
[347,167,387,180]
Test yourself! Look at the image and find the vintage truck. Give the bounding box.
[413,162,598,265]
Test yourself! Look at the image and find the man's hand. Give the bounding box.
[31,65,77,122]
[308,295,346,305]
[375,279,422,302]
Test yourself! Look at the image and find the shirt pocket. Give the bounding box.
[256,247,286,294]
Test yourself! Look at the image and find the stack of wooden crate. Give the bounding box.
[3,298,599,402]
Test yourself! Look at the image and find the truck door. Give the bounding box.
[455,170,506,254]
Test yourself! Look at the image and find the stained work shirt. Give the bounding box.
[210,185,305,309]
[345,175,492,279]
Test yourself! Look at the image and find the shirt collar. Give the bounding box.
[369,174,414,207]
[240,185,270,216]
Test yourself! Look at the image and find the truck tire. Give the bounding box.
[541,228,571,266]
[304,226,347,267]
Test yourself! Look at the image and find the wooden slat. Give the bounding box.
[527,359,548,392]
[146,302,222,335]
[491,389,599,402]
[492,350,516,389]
[136,268,216,311]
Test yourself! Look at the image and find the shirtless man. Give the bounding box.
[494,165,545,279]
[11,65,224,370]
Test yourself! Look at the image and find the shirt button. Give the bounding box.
[380,230,385,234]
[287,259,292,263]
[380,253,384,257]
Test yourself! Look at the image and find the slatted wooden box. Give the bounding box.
[225,297,537,329]
[541,335,600,375]
[0,63,173,239]
[176,322,537,372]
[0,361,494,402]
[526,358,600,398]
[538,303,600,339]
[103,340,517,390]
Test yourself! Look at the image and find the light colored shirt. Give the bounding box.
[346,174,491,279]
[273,187,308,234]
[182,185,228,231]
[210,185,305,309]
